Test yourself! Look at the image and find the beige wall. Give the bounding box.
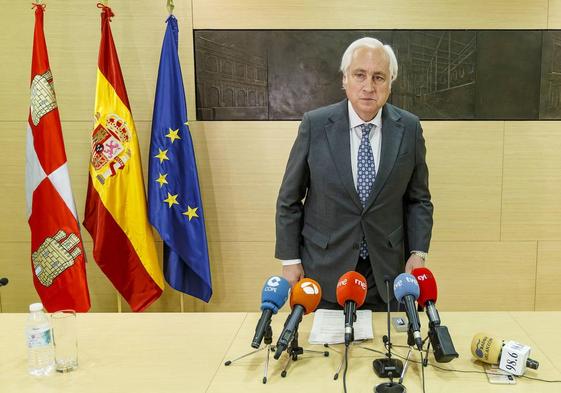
[1,0,560,312]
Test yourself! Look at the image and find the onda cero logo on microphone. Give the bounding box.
[300,281,319,295]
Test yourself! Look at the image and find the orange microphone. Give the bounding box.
[274,278,322,359]
[336,271,367,346]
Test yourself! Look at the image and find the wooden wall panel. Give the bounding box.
[2,1,561,312]
[190,121,296,243]
[192,0,548,29]
[0,1,196,123]
[548,0,561,28]
[423,122,503,242]
[201,241,280,312]
[502,122,561,240]
[536,241,561,310]
[428,241,537,311]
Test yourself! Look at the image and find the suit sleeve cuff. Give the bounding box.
[280,259,302,266]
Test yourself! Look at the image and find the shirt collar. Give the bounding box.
[348,101,382,130]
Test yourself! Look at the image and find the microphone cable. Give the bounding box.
[343,344,349,393]
[387,345,561,384]
[419,350,426,393]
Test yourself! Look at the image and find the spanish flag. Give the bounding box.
[83,4,164,311]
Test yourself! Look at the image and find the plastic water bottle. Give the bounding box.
[25,303,54,376]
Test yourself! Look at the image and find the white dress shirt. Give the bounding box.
[281,103,383,266]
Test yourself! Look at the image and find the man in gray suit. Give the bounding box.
[275,37,433,310]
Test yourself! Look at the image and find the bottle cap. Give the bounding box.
[29,303,44,312]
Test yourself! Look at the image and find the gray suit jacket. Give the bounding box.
[275,99,433,303]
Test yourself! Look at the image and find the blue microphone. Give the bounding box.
[394,273,423,350]
[251,276,291,348]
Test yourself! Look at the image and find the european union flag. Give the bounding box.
[148,15,212,302]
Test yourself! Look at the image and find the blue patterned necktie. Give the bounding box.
[357,123,376,258]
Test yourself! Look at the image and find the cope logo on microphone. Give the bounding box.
[267,276,281,287]
[300,281,319,295]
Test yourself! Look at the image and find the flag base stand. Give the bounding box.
[224,325,275,384]
[279,330,330,378]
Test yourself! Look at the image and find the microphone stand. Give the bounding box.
[224,325,275,384]
[373,278,406,393]
[0,277,8,313]
[373,278,404,379]
[279,327,329,378]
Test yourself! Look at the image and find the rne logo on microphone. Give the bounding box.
[416,274,428,281]
[267,276,281,287]
[301,282,319,295]
[337,278,348,287]
[354,278,367,290]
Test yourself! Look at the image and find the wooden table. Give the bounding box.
[1,312,561,392]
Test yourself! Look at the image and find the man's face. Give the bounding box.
[343,46,391,121]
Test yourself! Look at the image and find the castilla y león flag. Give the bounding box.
[83,4,164,311]
[26,4,90,312]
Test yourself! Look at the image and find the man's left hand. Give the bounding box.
[405,254,425,273]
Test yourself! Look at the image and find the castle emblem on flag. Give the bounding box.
[30,70,57,126]
[32,230,82,287]
[91,113,132,184]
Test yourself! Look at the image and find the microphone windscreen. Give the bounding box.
[471,333,502,364]
[393,273,420,303]
[412,267,438,306]
[289,278,322,315]
[260,276,291,313]
[336,271,367,307]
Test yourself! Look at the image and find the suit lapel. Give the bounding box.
[364,104,404,211]
[325,100,363,210]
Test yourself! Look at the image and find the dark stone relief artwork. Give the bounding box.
[194,30,561,120]
[541,31,561,119]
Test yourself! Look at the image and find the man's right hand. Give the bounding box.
[282,263,305,287]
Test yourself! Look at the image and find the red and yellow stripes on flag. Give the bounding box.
[83,4,164,311]
[27,4,90,312]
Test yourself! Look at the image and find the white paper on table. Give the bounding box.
[308,309,374,345]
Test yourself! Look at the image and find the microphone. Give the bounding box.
[251,276,291,349]
[0,277,8,287]
[471,333,539,376]
[412,268,458,363]
[393,273,423,350]
[336,271,367,346]
[411,268,439,326]
[274,278,322,359]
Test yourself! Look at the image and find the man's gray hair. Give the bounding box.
[340,37,398,83]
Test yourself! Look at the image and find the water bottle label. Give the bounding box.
[27,327,52,348]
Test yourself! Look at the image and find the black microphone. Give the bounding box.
[0,277,8,287]
[393,273,423,351]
